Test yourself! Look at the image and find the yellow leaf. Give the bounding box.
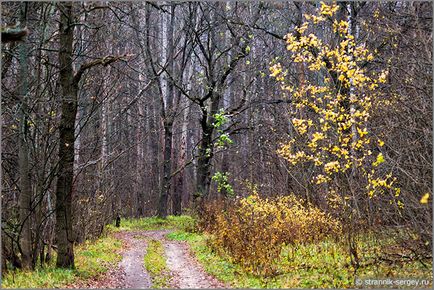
[373,152,385,167]
[420,193,430,204]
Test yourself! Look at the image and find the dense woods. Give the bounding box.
[1,1,432,288]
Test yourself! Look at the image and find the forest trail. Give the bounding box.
[117,231,152,289]
[112,230,222,289]
[165,241,224,288]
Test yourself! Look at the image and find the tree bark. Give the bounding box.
[17,1,32,270]
[55,2,76,269]
[158,122,173,218]
[172,101,189,215]
[194,102,215,203]
[157,4,175,218]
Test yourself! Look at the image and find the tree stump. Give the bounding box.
[115,215,121,227]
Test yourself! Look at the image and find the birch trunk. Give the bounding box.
[158,4,175,218]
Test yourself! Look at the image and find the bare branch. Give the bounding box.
[73,54,132,85]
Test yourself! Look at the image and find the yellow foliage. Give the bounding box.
[319,1,339,17]
[373,152,385,167]
[201,193,341,276]
[420,193,430,204]
[269,63,283,78]
[324,161,340,174]
[269,1,399,201]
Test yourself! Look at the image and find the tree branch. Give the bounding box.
[73,54,131,85]
[1,26,29,43]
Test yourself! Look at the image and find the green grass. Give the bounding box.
[167,230,433,288]
[1,235,122,288]
[166,230,199,242]
[143,239,171,288]
[2,215,191,288]
[107,215,195,232]
[74,235,122,279]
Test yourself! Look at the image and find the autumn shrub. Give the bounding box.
[202,193,341,276]
[199,198,227,233]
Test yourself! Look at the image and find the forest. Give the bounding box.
[1,1,433,289]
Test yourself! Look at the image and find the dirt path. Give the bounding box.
[69,229,223,289]
[165,240,224,288]
[65,264,126,289]
[117,231,152,289]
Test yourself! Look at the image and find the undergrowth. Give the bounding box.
[1,235,122,288]
[167,230,432,288]
[3,214,430,289]
[143,239,171,288]
[201,193,341,275]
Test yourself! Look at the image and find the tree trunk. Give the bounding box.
[55,2,76,269]
[172,103,189,215]
[157,4,175,218]
[136,80,145,217]
[172,54,195,215]
[17,1,32,270]
[194,108,214,203]
[158,122,173,218]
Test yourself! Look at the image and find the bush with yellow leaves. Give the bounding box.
[201,193,341,276]
[270,2,400,201]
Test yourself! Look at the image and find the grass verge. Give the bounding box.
[107,215,195,232]
[143,239,171,288]
[1,235,122,288]
[167,230,432,288]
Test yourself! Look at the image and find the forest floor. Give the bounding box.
[2,216,431,289]
[75,228,223,289]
